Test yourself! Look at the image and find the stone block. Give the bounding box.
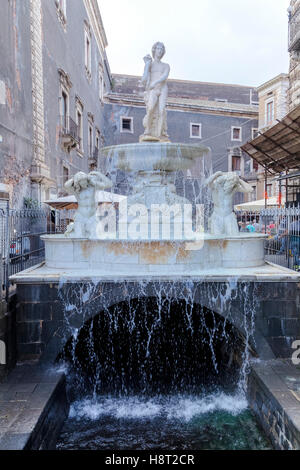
[17,342,45,358]
[262,300,299,319]
[17,322,42,344]
[17,302,52,322]
[267,318,283,337]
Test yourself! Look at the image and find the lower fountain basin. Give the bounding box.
[42,234,267,274]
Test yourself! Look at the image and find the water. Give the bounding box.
[55,280,271,450]
[56,392,271,450]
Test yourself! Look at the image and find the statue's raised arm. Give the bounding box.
[207,171,253,236]
[64,170,112,239]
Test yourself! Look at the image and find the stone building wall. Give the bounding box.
[41,0,112,198]
[288,0,300,111]
[0,0,112,205]
[103,74,258,177]
[0,0,34,207]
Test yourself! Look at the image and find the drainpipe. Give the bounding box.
[264,169,267,234]
[278,172,282,207]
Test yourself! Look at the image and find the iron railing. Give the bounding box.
[59,115,79,142]
[236,205,300,271]
[0,204,75,301]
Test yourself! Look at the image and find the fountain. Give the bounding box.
[41,42,267,274]
[9,42,300,451]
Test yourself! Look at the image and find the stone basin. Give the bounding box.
[100,142,210,173]
[41,233,267,275]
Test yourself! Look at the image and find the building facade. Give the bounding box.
[244,74,289,203]
[288,0,300,110]
[0,0,112,207]
[102,74,259,202]
[1,0,260,207]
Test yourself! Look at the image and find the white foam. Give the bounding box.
[69,392,248,423]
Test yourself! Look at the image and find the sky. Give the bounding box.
[98,0,291,87]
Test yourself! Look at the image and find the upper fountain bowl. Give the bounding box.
[100,142,211,173]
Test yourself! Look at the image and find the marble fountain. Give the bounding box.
[13,41,293,282]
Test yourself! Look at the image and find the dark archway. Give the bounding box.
[58,297,248,397]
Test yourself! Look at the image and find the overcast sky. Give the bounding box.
[98,0,290,87]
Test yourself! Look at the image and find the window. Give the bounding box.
[232,156,241,171]
[60,90,69,131]
[95,129,100,150]
[252,128,259,140]
[267,184,273,197]
[88,124,93,157]
[55,0,66,26]
[99,65,104,102]
[76,109,83,151]
[252,159,259,171]
[58,69,72,134]
[231,127,242,141]
[62,166,69,185]
[84,23,92,78]
[250,186,257,202]
[120,117,133,133]
[266,100,274,125]
[75,97,83,153]
[190,123,202,139]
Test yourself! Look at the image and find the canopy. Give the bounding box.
[234,196,285,211]
[241,105,300,174]
[44,191,127,210]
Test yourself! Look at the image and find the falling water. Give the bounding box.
[55,278,271,450]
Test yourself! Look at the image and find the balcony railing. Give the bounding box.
[59,115,79,152]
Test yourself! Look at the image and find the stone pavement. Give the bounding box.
[0,364,68,450]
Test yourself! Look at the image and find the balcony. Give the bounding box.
[88,147,99,170]
[289,8,300,52]
[59,115,79,152]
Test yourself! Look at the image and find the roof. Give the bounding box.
[106,92,258,117]
[111,74,258,105]
[241,105,300,174]
[234,196,285,211]
[256,73,289,93]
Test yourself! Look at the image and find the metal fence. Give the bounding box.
[0,203,75,301]
[236,205,300,271]
[1,201,299,301]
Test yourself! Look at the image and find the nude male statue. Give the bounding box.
[140,42,170,141]
[64,171,112,239]
[205,171,252,236]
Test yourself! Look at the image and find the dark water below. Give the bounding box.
[56,392,272,450]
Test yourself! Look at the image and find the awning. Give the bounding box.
[241,105,300,174]
[234,196,285,211]
[44,191,127,210]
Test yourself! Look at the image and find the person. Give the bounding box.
[239,221,248,233]
[246,220,255,233]
[64,171,112,238]
[140,42,170,141]
[278,218,300,270]
[205,171,252,235]
[253,219,261,232]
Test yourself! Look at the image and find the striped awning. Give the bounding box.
[241,105,300,174]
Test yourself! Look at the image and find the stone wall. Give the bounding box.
[14,279,300,364]
[247,359,300,450]
[0,295,17,381]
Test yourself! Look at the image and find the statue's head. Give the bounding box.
[152,42,166,59]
